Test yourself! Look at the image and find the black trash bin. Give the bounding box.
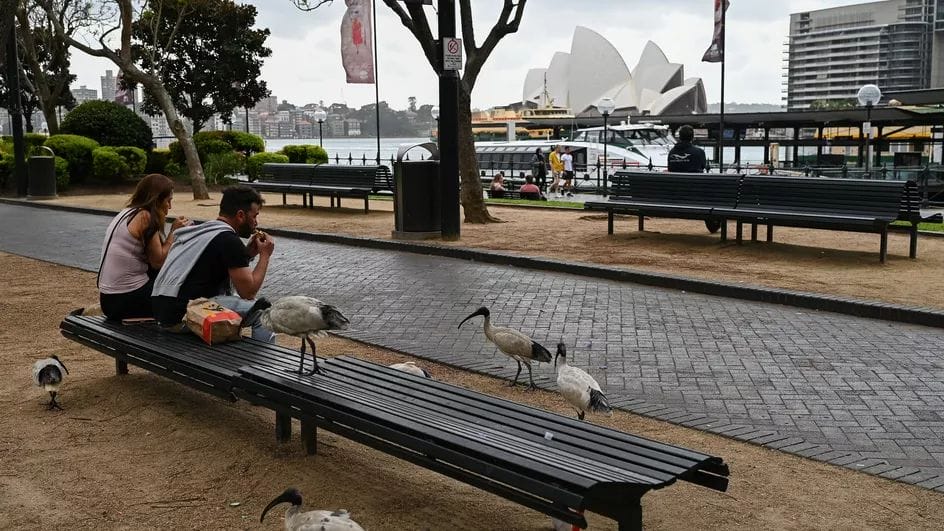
[28,146,57,200]
[393,142,441,239]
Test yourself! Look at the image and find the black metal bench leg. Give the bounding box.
[736,221,743,244]
[301,419,317,455]
[750,222,758,241]
[910,223,918,258]
[275,412,292,443]
[115,359,128,375]
[880,229,888,263]
[364,197,369,214]
[616,500,643,531]
[303,193,308,208]
[282,193,286,206]
[766,223,773,242]
[607,211,614,234]
[720,219,727,241]
[638,215,644,231]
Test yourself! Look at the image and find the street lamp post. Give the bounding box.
[314,109,327,147]
[857,84,882,177]
[597,97,616,195]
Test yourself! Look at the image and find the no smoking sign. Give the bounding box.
[443,37,463,71]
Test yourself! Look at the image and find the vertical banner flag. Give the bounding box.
[114,71,133,105]
[702,0,729,63]
[341,0,375,84]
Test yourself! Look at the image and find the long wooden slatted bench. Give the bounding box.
[486,189,544,200]
[252,163,392,213]
[716,176,918,262]
[584,170,742,238]
[60,313,729,530]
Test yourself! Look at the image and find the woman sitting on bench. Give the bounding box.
[98,174,192,321]
[490,172,507,198]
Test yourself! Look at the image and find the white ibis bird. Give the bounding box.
[260,487,364,531]
[32,355,69,411]
[458,306,552,390]
[555,343,612,420]
[389,361,431,378]
[245,297,350,376]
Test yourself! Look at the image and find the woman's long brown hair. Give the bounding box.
[126,174,175,244]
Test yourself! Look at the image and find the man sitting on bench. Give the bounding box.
[151,186,276,341]
[669,125,720,233]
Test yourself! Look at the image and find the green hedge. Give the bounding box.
[145,148,171,174]
[279,144,327,164]
[168,130,266,164]
[246,152,289,181]
[60,100,152,149]
[54,156,70,190]
[204,151,246,185]
[44,134,100,183]
[0,152,12,189]
[92,146,147,182]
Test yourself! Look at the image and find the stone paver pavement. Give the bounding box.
[3,202,944,490]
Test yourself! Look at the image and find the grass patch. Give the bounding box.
[486,198,582,208]
[892,220,944,232]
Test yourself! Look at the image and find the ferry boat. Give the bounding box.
[475,122,675,186]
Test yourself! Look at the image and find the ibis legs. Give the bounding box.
[46,391,62,411]
[284,336,324,376]
[510,361,538,391]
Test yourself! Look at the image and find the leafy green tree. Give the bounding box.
[131,0,271,133]
[13,1,82,134]
[293,0,530,223]
[60,100,152,148]
[810,98,856,111]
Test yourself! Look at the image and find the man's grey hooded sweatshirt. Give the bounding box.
[152,220,235,298]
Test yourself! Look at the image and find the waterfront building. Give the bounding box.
[70,85,98,105]
[101,69,117,102]
[784,0,942,110]
[522,26,707,116]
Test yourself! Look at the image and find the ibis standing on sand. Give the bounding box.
[555,343,612,420]
[32,355,69,410]
[260,487,364,530]
[245,297,350,376]
[458,306,552,390]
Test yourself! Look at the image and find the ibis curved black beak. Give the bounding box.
[457,307,489,329]
[260,488,301,523]
[52,355,69,375]
[554,343,566,368]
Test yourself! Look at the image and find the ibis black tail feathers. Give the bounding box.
[588,388,613,416]
[531,341,553,363]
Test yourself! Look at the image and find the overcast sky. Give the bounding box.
[68,0,862,110]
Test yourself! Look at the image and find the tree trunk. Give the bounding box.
[457,84,498,223]
[141,76,209,199]
[41,105,58,135]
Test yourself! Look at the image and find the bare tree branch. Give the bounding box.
[462,0,525,90]
[291,0,334,11]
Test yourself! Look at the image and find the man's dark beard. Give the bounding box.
[237,217,254,238]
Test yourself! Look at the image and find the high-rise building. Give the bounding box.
[101,69,117,102]
[784,0,941,110]
[71,85,99,105]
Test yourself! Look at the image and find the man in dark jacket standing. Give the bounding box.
[531,147,548,192]
[668,125,709,173]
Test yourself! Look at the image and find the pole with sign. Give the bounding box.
[438,1,460,240]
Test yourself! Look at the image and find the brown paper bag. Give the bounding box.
[185,298,243,345]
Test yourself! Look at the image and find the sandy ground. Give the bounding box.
[44,187,944,309]
[2,252,944,529]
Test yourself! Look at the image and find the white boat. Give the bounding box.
[475,122,675,186]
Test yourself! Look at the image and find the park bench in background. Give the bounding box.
[252,163,392,213]
[486,189,544,200]
[584,170,742,238]
[60,313,729,530]
[716,176,919,262]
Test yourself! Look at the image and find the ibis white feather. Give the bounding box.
[389,361,431,378]
[260,488,364,531]
[554,343,612,420]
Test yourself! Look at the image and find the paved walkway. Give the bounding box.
[3,201,944,491]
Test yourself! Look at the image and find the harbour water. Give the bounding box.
[264,137,433,162]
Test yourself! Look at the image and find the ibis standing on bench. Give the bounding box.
[260,487,364,530]
[245,296,350,376]
[458,306,552,390]
[555,343,612,420]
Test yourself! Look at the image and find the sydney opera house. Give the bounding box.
[522,26,707,116]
